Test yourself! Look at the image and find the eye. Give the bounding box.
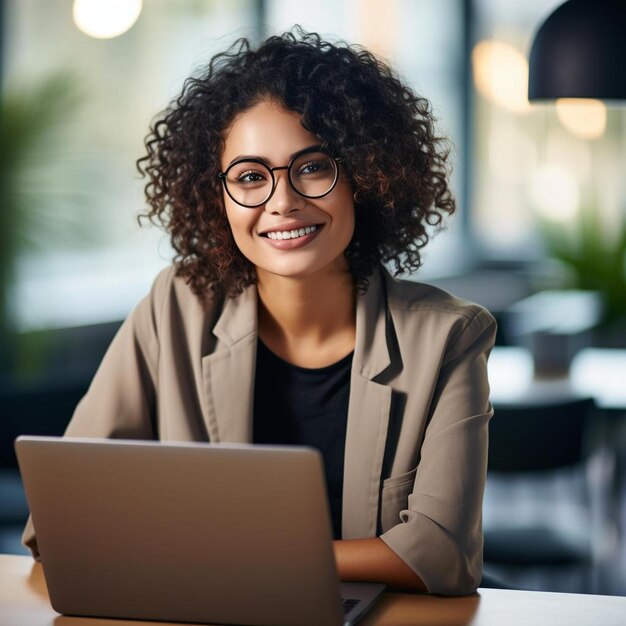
[235,170,267,184]
[227,164,270,186]
[295,157,333,177]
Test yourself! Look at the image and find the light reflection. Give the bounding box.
[555,99,607,140]
[530,164,580,223]
[73,0,143,39]
[472,40,530,114]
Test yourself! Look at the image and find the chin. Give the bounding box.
[257,257,351,282]
[259,265,321,280]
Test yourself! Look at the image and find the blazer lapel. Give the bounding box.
[342,270,393,538]
[201,286,258,443]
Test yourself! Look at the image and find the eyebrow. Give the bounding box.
[225,144,322,168]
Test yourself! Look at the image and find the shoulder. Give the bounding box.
[130,264,226,334]
[381,268,497,356]
[147,264,224,312]
[383,268,494,322]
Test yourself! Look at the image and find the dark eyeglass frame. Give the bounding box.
[217,145,343,208]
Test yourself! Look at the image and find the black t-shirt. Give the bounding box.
[252,339,352,540]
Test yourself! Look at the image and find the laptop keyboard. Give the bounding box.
[341,598,360,614]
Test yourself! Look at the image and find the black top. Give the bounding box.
[253,339,353,540]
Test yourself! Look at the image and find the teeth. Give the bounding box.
[266,225,318,240]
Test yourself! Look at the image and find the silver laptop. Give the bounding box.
[16,436,384,626]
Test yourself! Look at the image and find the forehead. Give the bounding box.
[221,99,320,166]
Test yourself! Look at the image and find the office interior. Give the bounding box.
[1,0,625,598]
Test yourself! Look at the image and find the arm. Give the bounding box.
[379,308,497,595]
[333,537,427,592]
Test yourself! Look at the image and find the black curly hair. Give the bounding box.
[137,27,456,299]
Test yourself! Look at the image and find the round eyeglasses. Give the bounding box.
[218,146,342,208]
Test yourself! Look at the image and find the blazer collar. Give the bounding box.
[353,268,391,381]
[207,268,392,378]
[201,284,258,443]
[343,268,394,537]
[212,283,258,346]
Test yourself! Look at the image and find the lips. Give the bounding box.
[259,223,323,239]
[260,223,324,249]
[264,224,319,240]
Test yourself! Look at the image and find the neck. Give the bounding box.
[256,266,356,367]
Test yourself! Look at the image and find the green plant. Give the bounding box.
[540,206,626,326]
[0,72,83,367]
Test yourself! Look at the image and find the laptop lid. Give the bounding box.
[16,436,383,626]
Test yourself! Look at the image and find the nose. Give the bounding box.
[264,169,303,215]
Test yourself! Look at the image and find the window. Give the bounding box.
[3,0,466,333]
[4,0,260,330]
[471,0,626,263]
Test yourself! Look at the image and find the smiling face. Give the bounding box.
[220,98,355,282]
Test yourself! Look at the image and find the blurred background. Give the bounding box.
[1,0,625,596]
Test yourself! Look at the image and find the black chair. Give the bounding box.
[0,376,88,554]
[479,569,512,589]
[483,396,609,593]
[0,377,88,468]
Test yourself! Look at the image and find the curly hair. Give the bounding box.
[137,27,455,299]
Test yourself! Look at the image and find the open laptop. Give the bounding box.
[15,436,384,626]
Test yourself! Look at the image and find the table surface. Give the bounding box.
[2,555,626,626]
[489,347,626,411]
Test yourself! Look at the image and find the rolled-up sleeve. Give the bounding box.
[380,309,496,595]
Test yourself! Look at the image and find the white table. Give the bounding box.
[489,347,626,412]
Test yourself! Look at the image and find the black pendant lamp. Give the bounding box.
[528,0,626,101]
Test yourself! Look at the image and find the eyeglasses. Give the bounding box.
[218,146,342,208]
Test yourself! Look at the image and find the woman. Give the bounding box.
[23,29,496,596]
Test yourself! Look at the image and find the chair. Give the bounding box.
[0,376,88,554]
[483,396,611,593]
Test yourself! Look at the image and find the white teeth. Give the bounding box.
[266,225,318,240]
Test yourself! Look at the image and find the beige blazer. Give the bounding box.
[23,265,496,595]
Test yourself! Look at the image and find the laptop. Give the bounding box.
[15,436,384,626]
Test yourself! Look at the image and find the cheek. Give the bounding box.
[335,190,356,239]
[225,202,252,234]
[224,203,258,256]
